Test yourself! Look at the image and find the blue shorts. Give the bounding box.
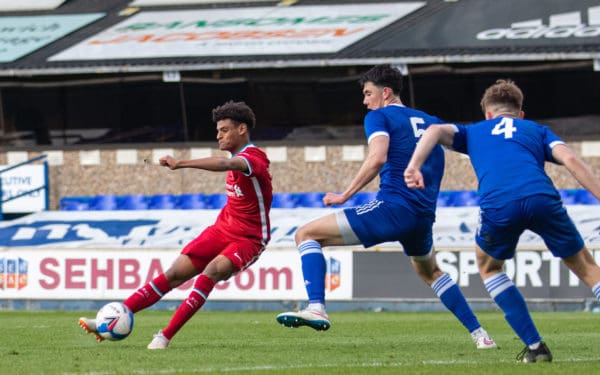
[343,199,435,256]
[476,195,584,260]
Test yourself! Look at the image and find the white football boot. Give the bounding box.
[276,309,331,331]
[147,331,170,349]
[471,327,497,349]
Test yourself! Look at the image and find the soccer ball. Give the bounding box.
[95,302,134,341]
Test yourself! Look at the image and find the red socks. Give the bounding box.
[162,275,216,340]
[123,273,172,313]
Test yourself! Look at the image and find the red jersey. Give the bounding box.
[214,144,272,246]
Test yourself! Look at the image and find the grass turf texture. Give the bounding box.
[1,310,599,375]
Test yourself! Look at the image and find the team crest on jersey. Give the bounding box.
[233,184,244,197]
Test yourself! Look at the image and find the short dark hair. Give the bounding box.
[480,79,524,115]
[212,101,256,129]
[359,64,403,96]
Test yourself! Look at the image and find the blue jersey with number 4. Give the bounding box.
[452,117,564,209]
[364,104,444,216]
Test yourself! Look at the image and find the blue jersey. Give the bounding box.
[452,117,564,209]
[364,104,445,216]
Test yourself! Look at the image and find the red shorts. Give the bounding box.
[181,225,265,273]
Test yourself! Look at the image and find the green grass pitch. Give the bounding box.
[1,309,599,375]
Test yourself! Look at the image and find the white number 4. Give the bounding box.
[491,117,517,139]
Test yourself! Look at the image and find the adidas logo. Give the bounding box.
[477,5,600,40]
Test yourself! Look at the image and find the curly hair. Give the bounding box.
[212,101,256,129]
[480,79,524,115]
[358,64,403,96]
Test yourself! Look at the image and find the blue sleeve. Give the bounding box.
[541,125,564,164]
[450,124,468,154]
[364,110,389,142]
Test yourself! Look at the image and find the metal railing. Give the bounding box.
[0,154,48,220]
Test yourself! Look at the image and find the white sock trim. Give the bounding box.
[431,273,454,297]
[592,281,600,300]
[298,240,322,256]
[484,272,513,299]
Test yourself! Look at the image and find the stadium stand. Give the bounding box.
[575,190,600,205]
[148,194,177,210]
[271,192,299,209]
[89,194,118,210]
[59,196,91,211]
[119,194,149,210]
[177,193,208,209]
[58,190,600,211]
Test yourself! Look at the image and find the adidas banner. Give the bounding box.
[375,0,600,52]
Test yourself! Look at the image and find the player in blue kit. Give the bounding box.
[277,64,496,350]
[404,79,600,362]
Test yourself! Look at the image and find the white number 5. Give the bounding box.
[410,117,425,138]
[491,117,517,139]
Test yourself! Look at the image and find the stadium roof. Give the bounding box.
[0,0,599,76]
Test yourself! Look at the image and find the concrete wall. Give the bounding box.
[2,140,600,210]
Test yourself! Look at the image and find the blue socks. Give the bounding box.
[298,240,326,304]
[432,273,480,332]
[485,272,541,346]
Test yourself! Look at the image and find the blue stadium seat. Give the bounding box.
[60,197,91,210]
[271,193,299,208]
[559,189,577,205]
[297,192,325,208]
[177,194,208,209]
[330,193,358,208]
[436,191,453,207]
[575,190,599,205]
[353,191,377,206]
[448,191,479,207]
[206,193,228,209]
[119,194,148,210]
[90,194,118,210]
[148,194,176,209]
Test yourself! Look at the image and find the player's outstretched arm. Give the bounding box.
[159,155,248,173]
[552,144,600,200]
[405,124,455,189]
[323,135,388,206]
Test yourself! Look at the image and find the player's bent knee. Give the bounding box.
[294,225,311,245]
[204,256,234,282]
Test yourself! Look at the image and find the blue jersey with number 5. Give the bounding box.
[452,117,564,209]
[364,104,444,216]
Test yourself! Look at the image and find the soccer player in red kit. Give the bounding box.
[78,101,272,349]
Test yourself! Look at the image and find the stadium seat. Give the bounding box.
[448,191,479,207]
[177,194,208,209]
[60,197,91,211]
[90,194,118,210]
[559,189,577,205]
[436,191,453,207]
[206,193,228,209]
[119,194,148,210]
[271,192,299,208]
[353,191,377,206]
[330,193,358,208]
[297,192,325,208]
[148,194,176,209]
[575,190,599,205]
